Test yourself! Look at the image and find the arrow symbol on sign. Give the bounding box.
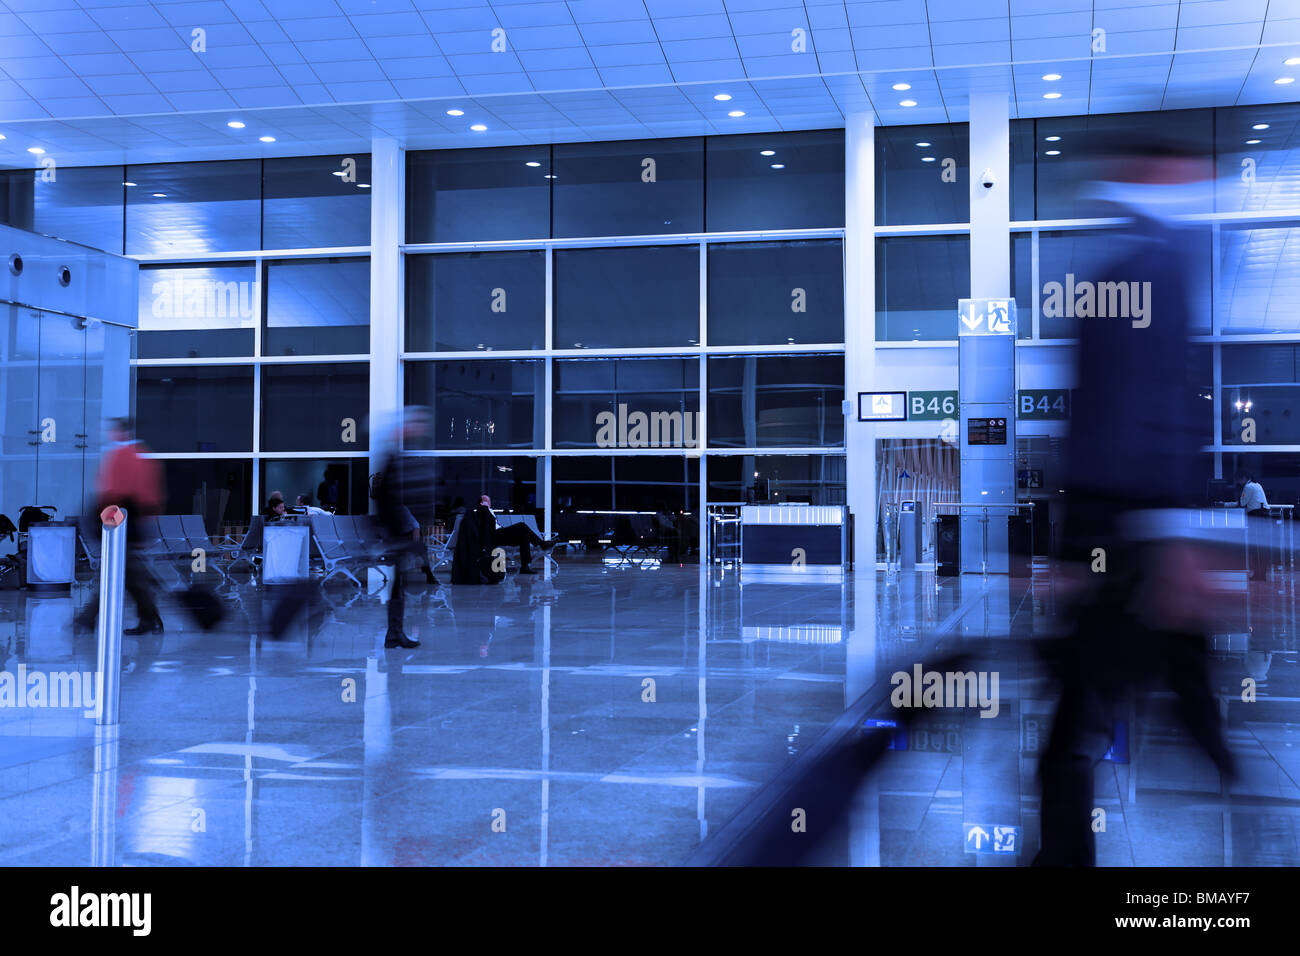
[967,825,989,848]
[960,309,983,330]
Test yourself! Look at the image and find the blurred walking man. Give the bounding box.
[374,408,437,649]
[75,418,165,635]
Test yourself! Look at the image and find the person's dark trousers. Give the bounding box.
[1247,507,1270,580]
[494,523,542,569]
[385,538,424,634]
[78,544,159,628]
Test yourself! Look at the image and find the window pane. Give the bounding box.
[875,235,970,340]
[707,454,846,505]
[161,458,252,532]
[1223,385,1300,445]
[1218,223,1300,334]
[261,363,369,452]
[137,262,256,358]
[552,137,702,238]
[263,154,371,249]
[553,455,698,513]
[706,129,844,230]
[125,160,261,255]
[707,240,843,346]
[876,124,968,225]
[406,146,550,243]
[1223,452,1300,506]
[263,257,370,356]
[554,245,698,349]
[1012,232,1032,339]
[1033,111,1212,220]
[405,358,541,449]
[137,366,254,452]
[707,354,844,448]
[1010,119,1035,222]
[1215,105,1300,213]
[553,357,699,448]
[0,165,124,253]
[423,455,538,524]
[263,458,370,516]
[1222,344,1298,384]
[405,250,545,352]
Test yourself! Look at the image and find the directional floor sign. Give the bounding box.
[857,391,907,421]
[958,298,1018,336]
[964,823,1021,855]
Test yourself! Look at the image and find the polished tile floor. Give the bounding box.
[0,555,1295,866]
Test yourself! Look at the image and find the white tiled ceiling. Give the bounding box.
[0,0,1297,166]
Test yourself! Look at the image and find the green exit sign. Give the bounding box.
[908,390,958,421]
[1018,389,1071,420]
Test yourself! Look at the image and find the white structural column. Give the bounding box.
[969,94,1010,299]
[369,137,403,479]
[844,113,877,574]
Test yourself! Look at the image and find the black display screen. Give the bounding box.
[968,418,1007,445]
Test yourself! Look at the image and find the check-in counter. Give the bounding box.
[740,504,845,576]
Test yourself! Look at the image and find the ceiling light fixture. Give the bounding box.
[1045,149,1061,156]
[525,161,541,167]
[1253,123,1271,129]
[892,82,911,91]
[357,183,371,188]
[259,135,275,142]
[714,93,732,101]
[470,123,487,131]
[770,163,785,169]
[122,181,136,186]
[915,141,930,147]
[227,120,245,128]
[1043,91,1062,99]
[900,99,917,107]
[26,146,44,154]
[1275,77,1295,84]
[152,193,166,198]
[728,110,745,117]
[446,109,464,116]
[921,156,935,162]
[1045,135,1061,141]
[1246,139,1261,144]
[1042,73,1061,81]
[760,149,775,156]
[1287,58,1300,66]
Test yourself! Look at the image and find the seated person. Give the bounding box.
[479,495,554,575]
[295,493,327,516]
[263,496,287,521]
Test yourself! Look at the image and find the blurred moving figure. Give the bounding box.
[1036,140,1235,866]
[1236,470,1271,581]
[75,418,165,635]
[374,408,437,648]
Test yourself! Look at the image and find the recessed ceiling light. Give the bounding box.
[1042,73,1062,81]
[728,110,745,117]
[1253,123,1270,130]
[446,109,464,116]
[332,170,345,177]
[27,146,44,154]
[714,93,732,101]
[1246,138,1261,144]
[892,82,911,91]
[525,161,541,167]
[900,99,917,107]
[1045,135,1061,142]
[1043,92,1062,99]
[227,120,245,128]
[921,156,936,162]
[1287,58,1300,66]
[770,163,785,169]
[544,174,556,179]
[357,183,371,188]
[470,123,487,131]
[1045,149,1061,156]
[0,134,6,140]
[1275,77,1295,84]
[152,193,166,198]
[259,136,275,142]
[915,141,931,147]
[760,149,775,156]
[122,181,136,186]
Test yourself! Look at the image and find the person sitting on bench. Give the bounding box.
[479,495,554,575]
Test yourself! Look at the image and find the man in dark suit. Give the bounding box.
[374,408,437,648]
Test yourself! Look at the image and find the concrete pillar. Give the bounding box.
[845,113,877,573]
[369,137,403,481]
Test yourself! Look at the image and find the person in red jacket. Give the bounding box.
[75,418,166,635]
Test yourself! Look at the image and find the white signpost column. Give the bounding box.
[958,298,1017,573]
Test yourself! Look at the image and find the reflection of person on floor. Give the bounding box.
[1035,140,1235,867]
[375,408,437,648]
[1236,471,1271,581]
[76,418,165,635]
